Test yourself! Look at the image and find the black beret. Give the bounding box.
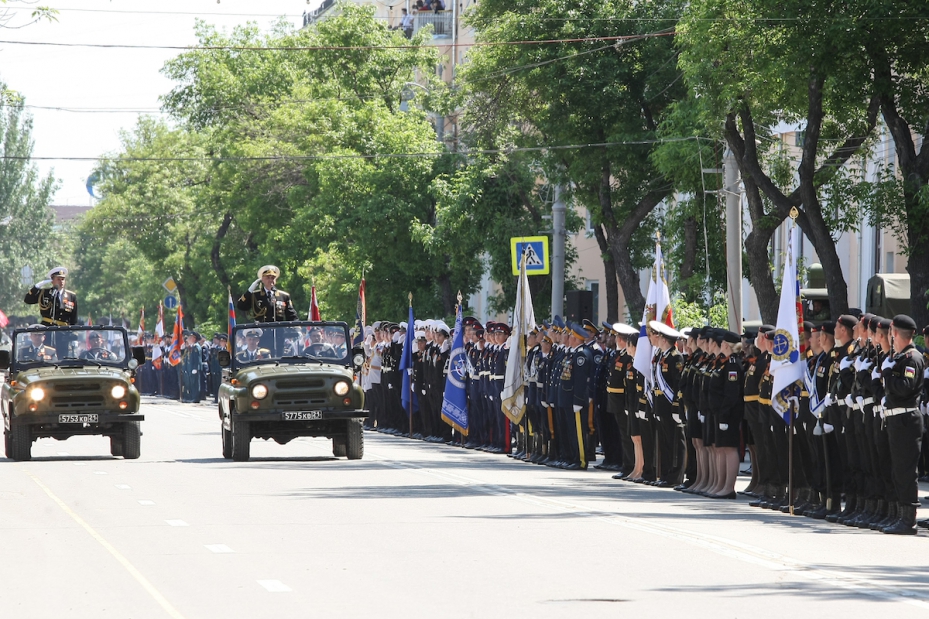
[892,314,917,331]
[802,321,815,333]
[878,318,892,331]
[722,330,740,344]
[837,314,859,329]
[759,324,775,334]
[742,328,758,340]
[820,323,835,335]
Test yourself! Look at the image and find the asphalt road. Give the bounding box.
[3,398,929,618]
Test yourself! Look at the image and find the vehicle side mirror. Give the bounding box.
[217,349,231,368]
[132,346,146,366]
[0,350,9,370]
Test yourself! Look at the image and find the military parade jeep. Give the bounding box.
[217,321,367,461]
[0,325,146,461]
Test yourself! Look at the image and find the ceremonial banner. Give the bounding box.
[440,304,469,435]
[227,292,236,353]
[135,308,145,346]
[168,305,184,367]
[633,239,674,399]
[770,222,804,422]
[501,255,536,423]
[399,301,417,413]
[309,286,321,321]
[152,303,164,369]
[353,278,366,346]
[0,308,9,328]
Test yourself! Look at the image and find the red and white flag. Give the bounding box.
[309,286,321,321]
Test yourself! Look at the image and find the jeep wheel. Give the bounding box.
[346,419,364,460]
[231,418,250,461]
[10,423,31,461]
[121,422,141,459]
[110,436,124,458]
[332,436,347,458]
[221,421,233,459]
[4,430,12,458]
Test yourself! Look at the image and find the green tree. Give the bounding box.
[0,89,57,317]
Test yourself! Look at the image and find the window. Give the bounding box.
[885,251,895,274]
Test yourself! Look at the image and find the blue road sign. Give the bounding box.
[164,295,178,309]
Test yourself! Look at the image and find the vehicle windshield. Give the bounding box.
[13,326,129,368]
[232,322,351,367]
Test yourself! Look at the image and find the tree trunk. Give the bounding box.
[211,212,234,291]
[593,223,619,322]
[680,216,698,283]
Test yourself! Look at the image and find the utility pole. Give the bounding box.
[551,184,566,318]
[724,148,742,333]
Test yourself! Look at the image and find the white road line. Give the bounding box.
[165,520,189,527]
[94,471,108,475]
[23,468,188,619]
[114,484,131,490]
[73,462,87,466]
[205,544,233,553]
[57,451,69,456]
[138,500,155,506]
[258,580,291,592]
[368,449,929,610]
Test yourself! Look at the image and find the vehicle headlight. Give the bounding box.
[111,385,127,399]
[29,387,45,402]
[251,384,268,400]
[334,381,350,396]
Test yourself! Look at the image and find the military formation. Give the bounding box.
[10,264,929,535]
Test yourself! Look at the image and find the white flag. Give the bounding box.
[633,240,673,396]
[770,222,804,422]
[501,254,537,424]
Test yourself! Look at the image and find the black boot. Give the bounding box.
[830,493,856,524]
[882,503,918,535]
[857,499,885,528]
[748,483,772,507]
[803,491,823,517]
[872,501,897,531]
[847,499,874,527]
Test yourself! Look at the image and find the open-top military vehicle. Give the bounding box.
[0,325,146,461]
[217,321,367,461]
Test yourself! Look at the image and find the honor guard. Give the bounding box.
[237,265,298,323]
[24,266,78,326]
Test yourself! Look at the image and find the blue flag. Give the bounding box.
[399,303,417,413]
[440,304,469,435]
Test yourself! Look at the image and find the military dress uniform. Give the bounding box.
[24,285,78,326]
[557,332,592,470]
[653,346,685,486]
[18,342,58,362]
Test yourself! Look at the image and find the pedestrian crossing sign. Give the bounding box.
[510,236,550,276]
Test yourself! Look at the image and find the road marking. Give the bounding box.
[368,449,929,610]
[57,451,69,456]
[258,580,291,592]
[165,520,188,527]
[115,484,131,490]
[205,544,233,553]
[73,462,87,466]
[95,471,108,475]
[138,500,156,506]
[23,468,188,619]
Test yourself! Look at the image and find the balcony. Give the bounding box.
[413,10,453,38]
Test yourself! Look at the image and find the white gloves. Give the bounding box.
[872,368,881,380]
[882,356,895,371]
[573,405,582,413]
[635,410,646,419]
[698,413,705,423]
[36,279,53,289]
[388,383,393,389]
[854,358,863,372]
[672,413,681,424]
[719,423,729,431]
[924,368,929,379]
[856,396,864,409]
[839,356,853,371]
[248,279,261,292]
[823,393,834,407]
[421,389,426,395]
[881,396,887,409]
[541,401,549,408]
[823,423,835,434]
[844,394,854,408]
[860,359,873,372]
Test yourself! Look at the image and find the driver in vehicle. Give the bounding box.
[18,326,59,362]
[236,329,271,362]
[80,332,118,361]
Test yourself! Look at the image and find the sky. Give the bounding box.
[0,0,322,206]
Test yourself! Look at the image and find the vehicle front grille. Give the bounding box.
[276,379,326,389]
[273,391,329,407]
[50,395,106,409]
[53,382,101,392]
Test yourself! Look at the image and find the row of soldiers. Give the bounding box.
[359,310,928,535]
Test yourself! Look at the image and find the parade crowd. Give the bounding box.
[359,311,929,536]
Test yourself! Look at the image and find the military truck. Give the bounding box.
[0,325,146,461]
[217,321,367,461]
[866,273,911,318]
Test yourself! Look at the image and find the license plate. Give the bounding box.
[59,414,99,424]
[282,411,322,421]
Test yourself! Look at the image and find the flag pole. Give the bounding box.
[408,292,414,440]
[788,207,799,517]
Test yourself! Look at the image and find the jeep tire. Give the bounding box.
[121,421,141,459]
[346,419,364,460]
[10,423,31,461]
[332,436,347,458]
[110,435,124,458]
[232,417,250,462]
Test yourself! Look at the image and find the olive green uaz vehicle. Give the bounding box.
[0,325,146,461]
[217,321,367,461]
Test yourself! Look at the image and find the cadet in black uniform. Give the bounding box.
[707,330,743,499]
[879,314,925,535]
[649,320,685,488]
[237,265,298,323]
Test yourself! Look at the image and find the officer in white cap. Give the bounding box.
[236,265,298,323]
[24,266,78,327]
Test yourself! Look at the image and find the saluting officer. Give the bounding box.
[237,265,298,323]
[25,266,78,327]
